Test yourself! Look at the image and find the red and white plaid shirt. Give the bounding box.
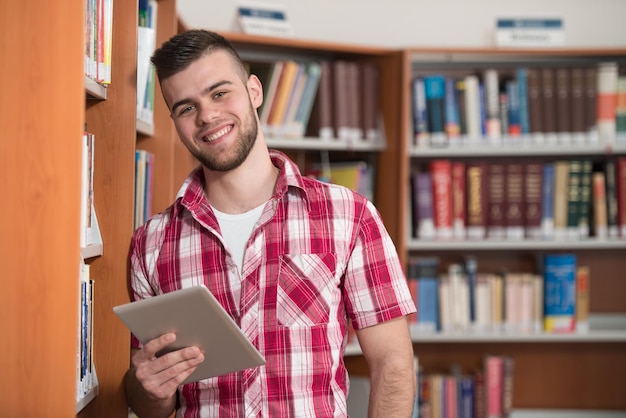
[129,150,416,417]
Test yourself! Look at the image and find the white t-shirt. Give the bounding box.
[211,202,265,274]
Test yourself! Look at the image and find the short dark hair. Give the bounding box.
[151,29,246,82]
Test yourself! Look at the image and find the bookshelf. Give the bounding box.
[386,47,626,412]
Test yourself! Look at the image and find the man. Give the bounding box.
[124,29,416,417]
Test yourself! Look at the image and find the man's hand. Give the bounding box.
[125,333,205,418]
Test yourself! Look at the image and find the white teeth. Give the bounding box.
[204,126,230,142]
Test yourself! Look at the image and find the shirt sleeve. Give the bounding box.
[343,199,417,330]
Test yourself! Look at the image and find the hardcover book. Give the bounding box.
[505,162,526,240]
[430,159,453,240]
[466,161,488,239]
[541,68,558,143]
[524,161,543,239]
[487,163,507,239]
[412,171,436,240]
[543,253,577,333]
[596,62,619,143]
[413,257,441,333]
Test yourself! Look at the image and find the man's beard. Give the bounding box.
[192,104,259,172]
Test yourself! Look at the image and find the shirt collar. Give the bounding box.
[174,149,310,214]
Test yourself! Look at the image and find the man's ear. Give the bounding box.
[247,74,264,109]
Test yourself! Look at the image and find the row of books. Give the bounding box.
[412,62,626,148]
[250,59,382,143]
[407,254,589,335]
[410,157,626,242]
[77,259,97,404]
[84,0,113,84]
[134,150,155,229]
[305,160,375,203]
[413,355,514,418]
[80,131,95,248]
[136,0,158,129]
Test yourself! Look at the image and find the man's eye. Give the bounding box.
[180,105,195,115]
[214,91,226,99]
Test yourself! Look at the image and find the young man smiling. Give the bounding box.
[124,29,416,418]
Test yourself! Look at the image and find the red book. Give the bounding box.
[617,157,626,237]
[485,355,504,418]
[452,161,467,239]
[524,161,543,239]
[430,159,453,240]
[487,163,506,239]
[505,162,526,240]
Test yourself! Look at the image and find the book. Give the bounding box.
[516,67,530,136]
[543,253,577,333]
[464,256,478,327]
[267,60,300,135]
[505,162,525,240]
[578,160,593,238]
[360,62,381,141]
[306,60,334,139]
[570,67,587,142]
[575,266,590,333]
[596,62,619,143]
[412,76,430,147]
[541,68,558,143]
[346,61,364,141]
[292,61,322,138]
[332,60,352,140]
[430,159,453,240]
[412,171,436,240]
[483,69,501,141]
[592,171,608,238]
[466,161,488,239]
[486,163,506,239]
[424,74,447,146]
[524,161,543,239]
[526,68,544,142]
[555,67,572,143]
[553,160,570,239]
[566,160,583,239]
[585,67,599,141]
[413,257,441,333]
[541,162,556,240]
[451,161,467,239]
[445,76,461,143]
[616,75,626,139]
[485,355,503,418]
[505,79,521,138]
[464,74,482,142]
[605,159,620,237]
[617,157,626,237]
[258,60,285,130]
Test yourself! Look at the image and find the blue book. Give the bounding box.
[459,376,474,418]
[444,77,460,138]
[423,75,446,136]
[517,67,530,135]
[543,253,577,333]
[412,77,430,146]
[541,162,555,239]
[415,257,440,332]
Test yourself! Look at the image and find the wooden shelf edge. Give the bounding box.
[407,238,626,251]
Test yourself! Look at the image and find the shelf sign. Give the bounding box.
[495,18,565,47]
[237,1,293,37]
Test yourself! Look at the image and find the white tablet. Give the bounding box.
[113,285,265,384]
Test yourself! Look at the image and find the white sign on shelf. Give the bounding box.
[237,1,293,37]
[495,18,565,48]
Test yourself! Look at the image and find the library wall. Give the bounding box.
[177,0,626,48]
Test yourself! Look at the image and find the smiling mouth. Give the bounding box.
[201,125,232,142]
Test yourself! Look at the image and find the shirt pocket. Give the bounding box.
[276,253,337,328]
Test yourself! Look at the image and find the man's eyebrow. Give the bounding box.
[170,80,234,114]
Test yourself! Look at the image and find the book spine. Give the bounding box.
[431,159,453,240]
[424,74,447,146]
[487,163,507,239]
[412,171,436,240]
[541,162,555,239]
[516,67,530,136]
[605,160,619,237]
[505,162,525,240]
[445,77,461,142]
[585,67,599,142]
[555,67,572,143]
[524,161,543,239]
[543,253,577,333]
[570,67,587,141]
[592,171,608,238]
[618,157,626,237]
[541,68,558,143]
[575,266,590,333]
[596,62,619,143]
[527,68,544,143]
[578,160,593,238]
[412,77,430,147]
[483,69,501,142]
[464,75,482,142]
[553,160,570,239]
[452,161,467,239]
[416,257,441,333]
[466,162,488,239]
[566,160,583,239]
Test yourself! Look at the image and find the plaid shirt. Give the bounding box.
[129,150,416,418]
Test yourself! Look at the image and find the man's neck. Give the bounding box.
[203,143,278,214]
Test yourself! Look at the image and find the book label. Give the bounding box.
[495,18,565,47]
[237,1,293,37]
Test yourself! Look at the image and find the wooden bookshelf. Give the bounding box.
[393,47,626,411]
